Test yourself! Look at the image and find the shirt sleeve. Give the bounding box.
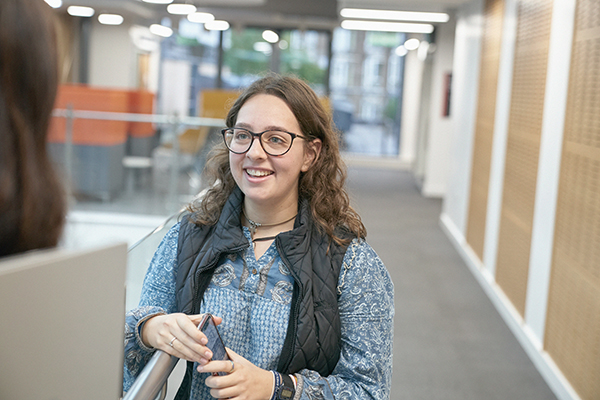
[294,238,395,400]
[123,222,181,392]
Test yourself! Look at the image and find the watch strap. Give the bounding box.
[278,373,295,400]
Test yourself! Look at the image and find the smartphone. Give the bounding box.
[198,313,230,376]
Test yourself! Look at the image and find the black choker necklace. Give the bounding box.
[242,208,297,241]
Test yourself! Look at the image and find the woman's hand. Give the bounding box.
[200,348,274,400]
[141,313,222,365]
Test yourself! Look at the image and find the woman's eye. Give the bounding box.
[235,131,250,140]
[266,132,287,144]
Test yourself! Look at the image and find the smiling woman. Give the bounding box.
[123,75,394,400]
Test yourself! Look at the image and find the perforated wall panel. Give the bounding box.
[544,0,600,398]
[495,0,552,317]
[466,0,505,260]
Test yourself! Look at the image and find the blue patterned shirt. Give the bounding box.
[124,222,394,399]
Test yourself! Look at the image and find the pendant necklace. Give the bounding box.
[242,208,297,242]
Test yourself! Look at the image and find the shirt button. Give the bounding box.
[252,268,258,275]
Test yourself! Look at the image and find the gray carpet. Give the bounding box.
[346,167,558,400]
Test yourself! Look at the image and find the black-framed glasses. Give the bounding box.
[221,127,309,156]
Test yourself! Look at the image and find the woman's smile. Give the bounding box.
[244,168,274,178]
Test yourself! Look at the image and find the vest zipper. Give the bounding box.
[276,238,301,372]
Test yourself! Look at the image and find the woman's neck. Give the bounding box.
[242,201,298,239]
[242,201,298,227]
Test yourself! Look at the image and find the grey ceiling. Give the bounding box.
[58,0,468,30]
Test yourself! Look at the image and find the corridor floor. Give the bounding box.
[346,167,557,400]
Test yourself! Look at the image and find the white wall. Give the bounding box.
[399,46,425,165]
[421,17,458,197]
[441,0,484,235]
[160,60,192,117]
[89,22,136,88]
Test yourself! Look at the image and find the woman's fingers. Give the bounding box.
[199,358,234,375]
[200,348,275,400]
[169,314,217,363]
[142,313,213,363]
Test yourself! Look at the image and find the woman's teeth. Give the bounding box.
[246,169,273,177]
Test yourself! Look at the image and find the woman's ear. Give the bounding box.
[301,138,322,172]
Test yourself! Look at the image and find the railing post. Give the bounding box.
[64,104,75,201]
[167,115,181,213]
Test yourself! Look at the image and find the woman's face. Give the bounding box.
[229,94,320,211]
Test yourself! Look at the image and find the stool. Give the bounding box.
[123,156,152,193]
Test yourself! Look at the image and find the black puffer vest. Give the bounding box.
[173,187,352,398]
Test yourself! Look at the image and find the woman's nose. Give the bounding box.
[246,136,267,159]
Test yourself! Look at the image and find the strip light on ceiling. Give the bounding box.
[340,20,434,34]
[98,13,124,25]
[205,20,230,31]
[67,5,95,17]
[188,12,215,23]
[340,8,449,23]
[167,3,197,15]
[150,24,173,37]
[44,0,62,8]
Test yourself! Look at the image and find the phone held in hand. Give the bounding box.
[198,313,230,376]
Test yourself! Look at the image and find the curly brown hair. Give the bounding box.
[187,75,366,244]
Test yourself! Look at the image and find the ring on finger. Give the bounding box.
[169,336,178,347]
[228,360,235,373]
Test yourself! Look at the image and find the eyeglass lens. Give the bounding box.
[224,128,295,156]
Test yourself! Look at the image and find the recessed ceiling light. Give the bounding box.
[395,46,408,57]
[142,0,173,4]
[67,5,95,17]
[204,20,229,31]
[262,30,279,43]
[340,20,434,34]
[167,4,197,15]
[44,0,62,8]
[150,24,173,37]
[340,8,449,23]
[253,42,272,53]
[404,38,420,50]
[98,14,124,25]
[187,12,215,24]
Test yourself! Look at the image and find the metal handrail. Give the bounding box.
[52,109,224,128]
[127,210,182,253]
[123,350,180,400]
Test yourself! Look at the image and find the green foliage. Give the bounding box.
[280,57,325,85]
[384,97,398,121]
[222,29,326,87]
[223,29,269,76]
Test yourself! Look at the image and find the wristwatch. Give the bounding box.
[277,373,295,400]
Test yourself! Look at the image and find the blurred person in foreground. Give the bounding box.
[123,75,394,399]
[0,0,65,258]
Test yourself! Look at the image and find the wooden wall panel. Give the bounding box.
[495,0,552,317]
[466,0,505,260]
[544,0,600,398]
